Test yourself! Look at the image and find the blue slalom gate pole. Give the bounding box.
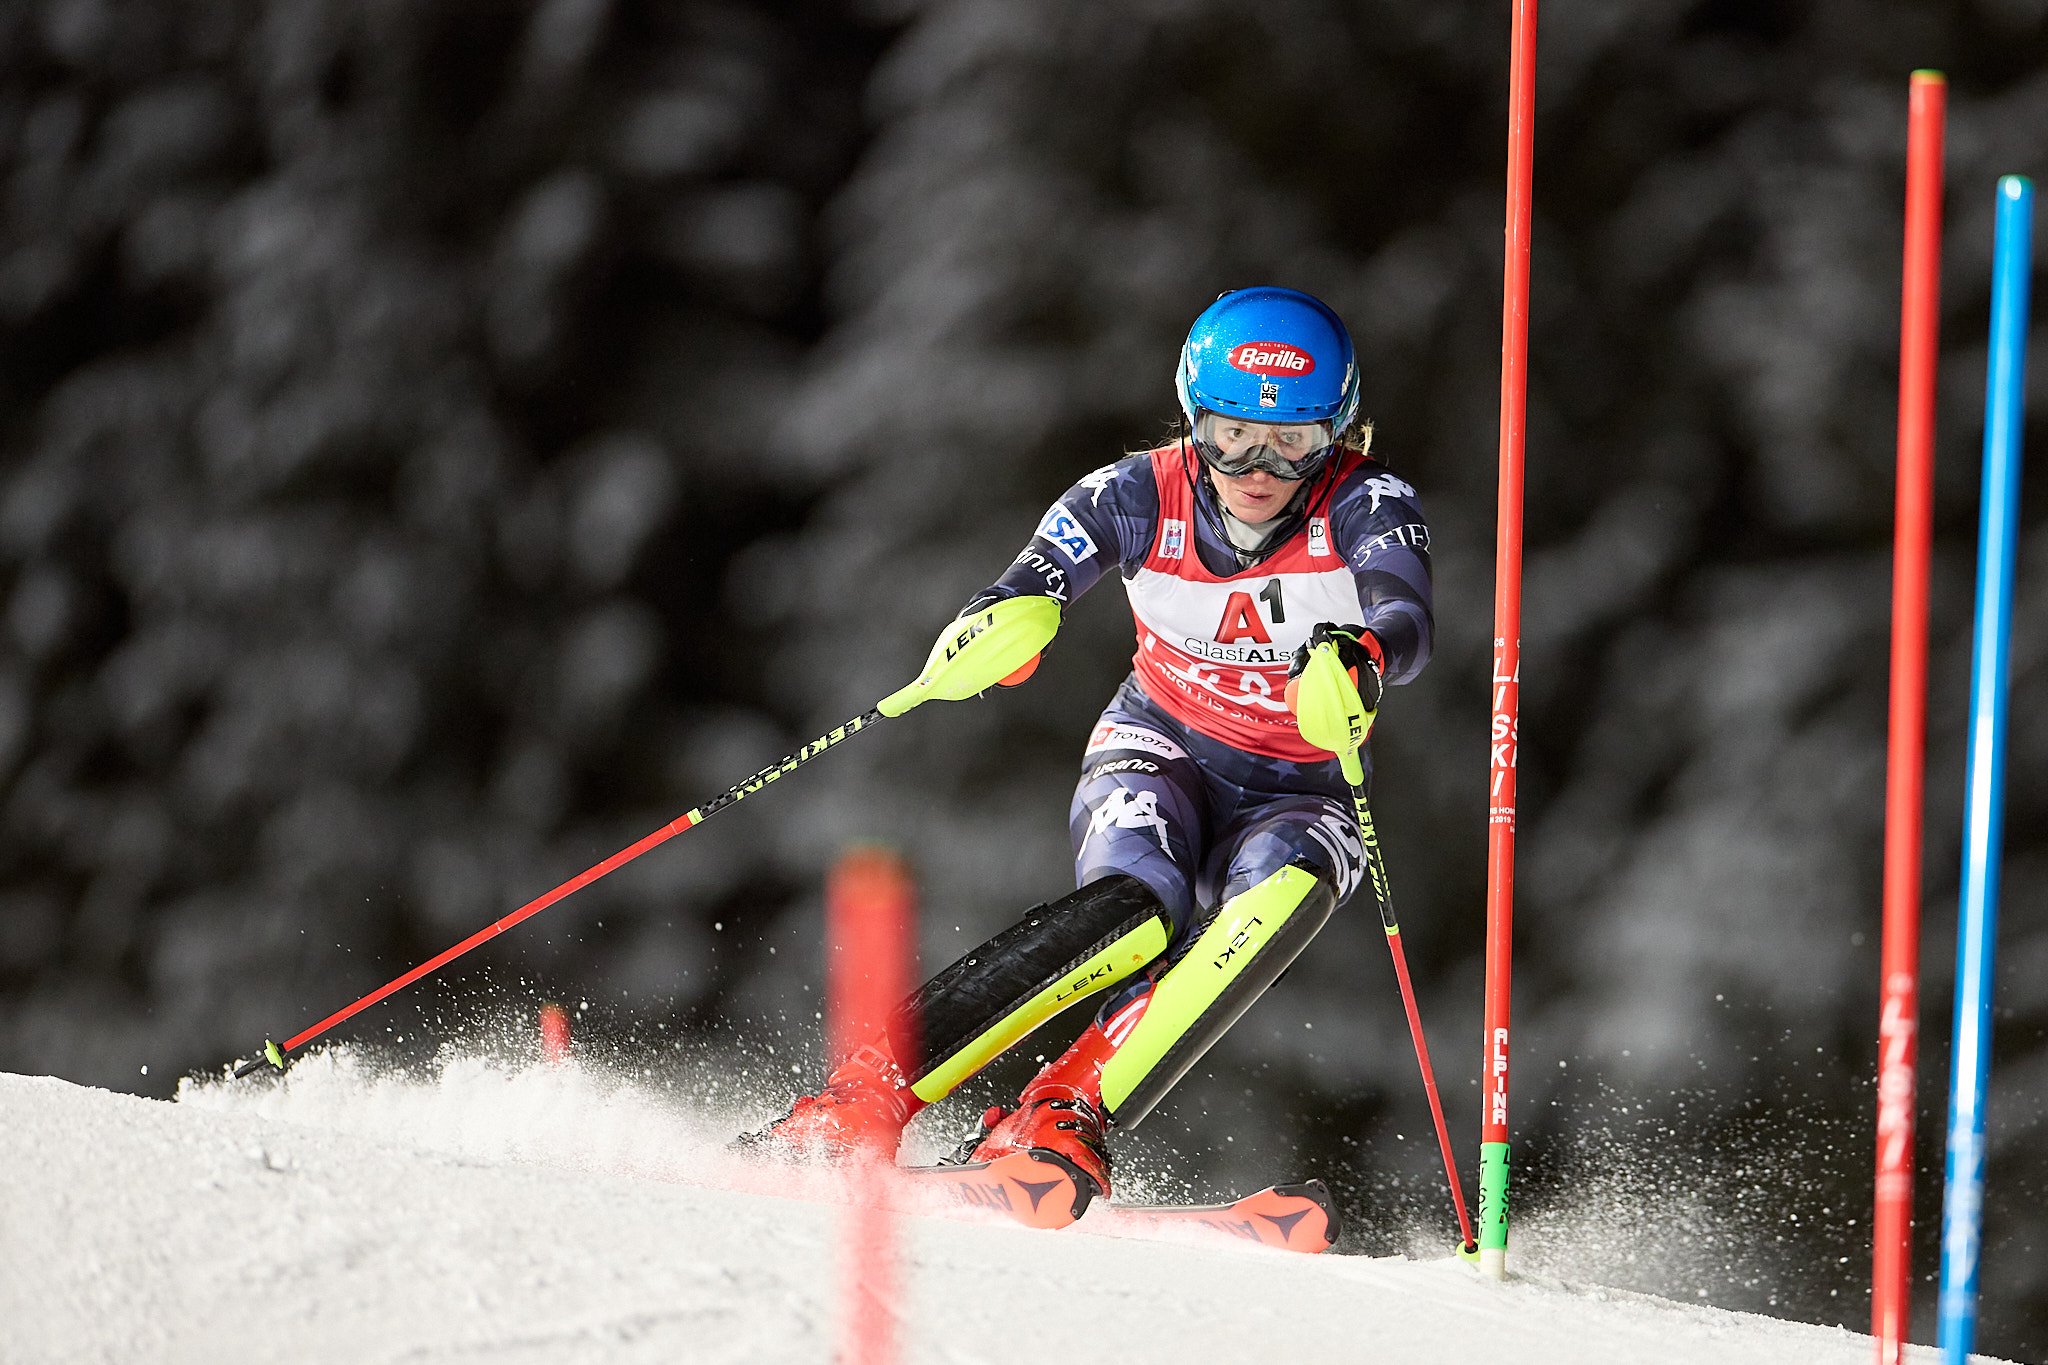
[1938,174,2033,1363]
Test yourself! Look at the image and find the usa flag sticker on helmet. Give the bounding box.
[1227,341,1316,375]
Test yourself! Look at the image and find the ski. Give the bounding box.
[1087,1179,1341,1253]
[892,1155,1339,1253]
[892,1150,1095,1230]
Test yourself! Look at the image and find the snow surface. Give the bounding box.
[0,1057,2007,1365]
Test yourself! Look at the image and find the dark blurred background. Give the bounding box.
[1,0,2045,1353]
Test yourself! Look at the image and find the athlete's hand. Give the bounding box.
[960,593,1044,686]
[1285,624,1383,713]
[1286,624,1382,786]
[877,595,1062,717]
[995,653,1041,686]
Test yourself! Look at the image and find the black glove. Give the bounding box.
[1287,624,1383,713]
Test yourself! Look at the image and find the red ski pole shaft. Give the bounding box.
[1386,922,1476,1253]
[1351,783,1477,1253]
[234,707,887,1076]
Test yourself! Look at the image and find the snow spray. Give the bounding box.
[1506,1077,1877,1320]
[1938,173,2032,1364]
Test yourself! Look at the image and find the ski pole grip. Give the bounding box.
[1291,639,1373,783]
[878,596,1061,717]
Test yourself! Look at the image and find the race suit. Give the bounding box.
[970,440,1434,947]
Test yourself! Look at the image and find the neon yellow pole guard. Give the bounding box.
[879,596,1062,718]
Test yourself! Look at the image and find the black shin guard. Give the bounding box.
[1099,858,1336,1128]
[891,876,1170,1105]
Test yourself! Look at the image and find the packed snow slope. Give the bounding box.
[0,1061,2002,1365]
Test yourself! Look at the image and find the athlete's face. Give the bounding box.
[1208,464,1292,523]
[1201,418,1326,523]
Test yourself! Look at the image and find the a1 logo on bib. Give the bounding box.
[1308,517,1331,557]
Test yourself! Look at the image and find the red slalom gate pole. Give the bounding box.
[539,1002,571,1065]
[828,847,917,1365]
[1479,0,1538,1282]
[1873,70,1945,1365]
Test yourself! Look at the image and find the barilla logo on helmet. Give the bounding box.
[1227,341,1316,376]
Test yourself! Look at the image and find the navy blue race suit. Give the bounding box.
[970,440,1433,952]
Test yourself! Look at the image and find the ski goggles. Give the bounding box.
[1192,411,1336,481]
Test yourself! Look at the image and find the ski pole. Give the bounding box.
[231,708,887,1077]
[227,594,1062,1078]
[1348,779,1479,1259]
[1290,631,1475,1256]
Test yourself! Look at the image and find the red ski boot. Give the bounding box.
[739,1042,925,1159]
[965,1020,1119,1200]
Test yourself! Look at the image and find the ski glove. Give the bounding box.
[958,591,1045,686]
[1285,624,1383,785]
[1286,624,1383,713]
[878,595,1062,717]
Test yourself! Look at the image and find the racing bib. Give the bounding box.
[1125,445,1367,761]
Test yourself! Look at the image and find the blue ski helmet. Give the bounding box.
[1175,287,1360,432]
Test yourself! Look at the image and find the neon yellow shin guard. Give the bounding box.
[899,876,1172,1105]
[1098,861,1336,1128]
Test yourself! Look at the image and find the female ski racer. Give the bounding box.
[749,287,1434,1204]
